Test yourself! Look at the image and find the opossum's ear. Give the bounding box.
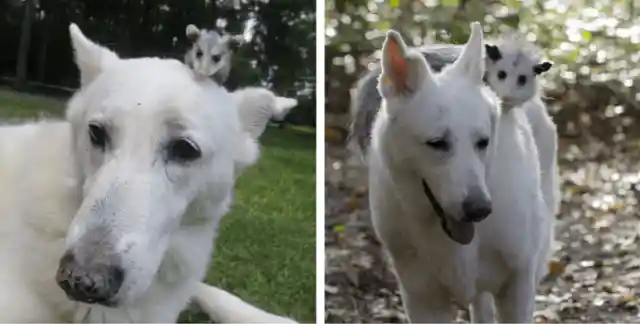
[186,24,201,43]
[378,29,432,98]
[485,44,502,61]
[533,61,553,75]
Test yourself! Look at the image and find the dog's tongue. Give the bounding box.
[442,217,475,245]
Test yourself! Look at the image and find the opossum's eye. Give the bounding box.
[476,137,490,150]
[211,54,221,64]
[167,138,201,163]
[497,70,507,80]
[88,123,108,151]
[517,75,527,86]
[195,50,203,59]
[425,138,450,152]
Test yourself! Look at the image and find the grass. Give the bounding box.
[0,88,316,323]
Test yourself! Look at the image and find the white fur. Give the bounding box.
[192,282,295,323]
[483,36,560,216]
[523,98,560,216]
[369,22,554,323]
[231,87,298,139]
[0,23,292,323]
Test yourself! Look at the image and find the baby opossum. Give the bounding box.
[184,19,255,84]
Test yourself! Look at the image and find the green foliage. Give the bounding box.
[0,0,316,126]
[325,0,640,117]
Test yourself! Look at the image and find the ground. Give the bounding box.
[0,88,316,323]
[325,91,640,322]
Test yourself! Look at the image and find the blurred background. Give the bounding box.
[0,0,316,322]
[0,0,316,126]
[325,0,640,322]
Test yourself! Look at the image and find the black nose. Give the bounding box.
[56,252,124,306]
[461,198,492,223]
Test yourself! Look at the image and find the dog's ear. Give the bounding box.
[233,132,260,176]
[68,23,120,87]
[533,61,552,75]
[449,22,485,84]
[224,34,246,51]
[186,24,201,43]
[378,29,432,99]
[274,96,298,112]
[485,44,502,61]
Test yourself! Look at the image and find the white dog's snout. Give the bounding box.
[461,189,492,223]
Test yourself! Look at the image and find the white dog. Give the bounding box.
[0,23,294,323]
[350,32,559,219]
[368,22,553,323]
[231,87,298,139]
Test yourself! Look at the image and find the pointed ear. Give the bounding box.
[378,30,431,98]
[485,44,502,61]
[533,61,552,75]
[224,34,246,50]
[234,132,260,175]
[186,24,201,42]
[69,23,120,87]
[274,96,298,112]
[448,22,485,83]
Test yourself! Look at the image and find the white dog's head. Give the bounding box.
[55,23,259,307]
[378,22,499,245]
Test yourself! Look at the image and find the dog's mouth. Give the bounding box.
[421,179,475,245]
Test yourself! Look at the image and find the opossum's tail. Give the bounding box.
[347,66,384,160]
[192,282,297,323]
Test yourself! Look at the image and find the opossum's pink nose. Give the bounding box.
[56,251,124,307]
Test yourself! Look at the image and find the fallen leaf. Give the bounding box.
[548,260,567,277]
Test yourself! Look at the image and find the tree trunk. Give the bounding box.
[15,0,35,90]
[37,11,52,82]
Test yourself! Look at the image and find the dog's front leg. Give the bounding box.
[390,255,453,323]
[494,271,536,323]
[399,283,452,323]
[470,291,496,323]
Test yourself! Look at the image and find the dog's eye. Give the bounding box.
[497,70,507,80]
[476,138,490,150]
[517,75,527,86]
[195,50,203,58]
[88,123,108,150]
[425,138,450,151]
[211,54,221,64]
[167,138,201,162]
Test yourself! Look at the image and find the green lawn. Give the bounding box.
[0,88,316,323]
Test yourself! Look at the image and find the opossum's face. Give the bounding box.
[484,44,552,108]
[185,27,233,83]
